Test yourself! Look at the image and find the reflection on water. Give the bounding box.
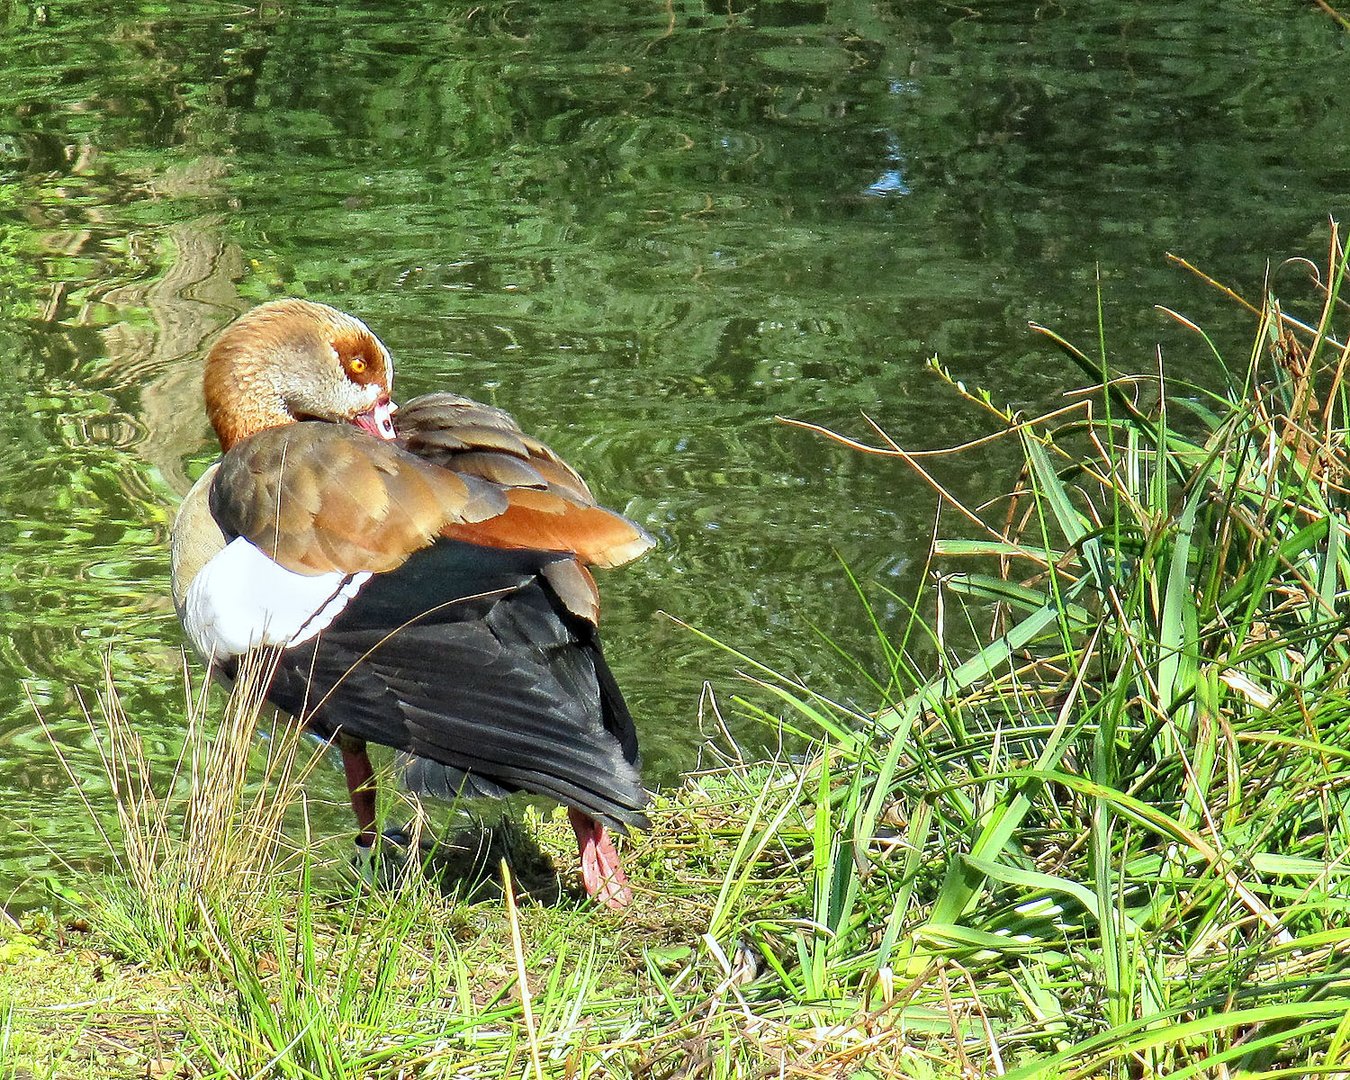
[1,0,1347,902]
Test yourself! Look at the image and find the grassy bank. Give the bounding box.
[9,236,1350,1078]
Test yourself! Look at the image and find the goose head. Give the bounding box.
[203,298,397,451]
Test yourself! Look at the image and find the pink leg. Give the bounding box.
[338,735,378,845]
[567,807,633,910]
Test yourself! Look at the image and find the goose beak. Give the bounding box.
[354,398,397,440]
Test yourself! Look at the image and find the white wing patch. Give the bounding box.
[183,537,371,662]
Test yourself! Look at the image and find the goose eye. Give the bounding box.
[349,357,367,375]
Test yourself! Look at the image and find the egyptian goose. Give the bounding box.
[169,299,653,909]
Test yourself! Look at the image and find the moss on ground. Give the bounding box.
[0,916,187,1080]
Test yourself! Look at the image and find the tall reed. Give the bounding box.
[750,229,1350,1074]
[43,648,322,963]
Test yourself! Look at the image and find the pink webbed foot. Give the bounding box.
[567,807,634,910]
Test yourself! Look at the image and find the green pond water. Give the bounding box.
[1,0,1347,901]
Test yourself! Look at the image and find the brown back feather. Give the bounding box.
[398,393,653,568]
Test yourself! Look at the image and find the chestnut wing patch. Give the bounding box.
[398,393,654,569]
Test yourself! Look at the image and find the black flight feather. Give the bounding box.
[256,539,648,832]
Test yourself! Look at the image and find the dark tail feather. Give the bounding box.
[398,754,509,803]
[592,638,640,767]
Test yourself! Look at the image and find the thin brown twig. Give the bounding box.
[776,398,1087,459]
[1313,0,1350,31]
[1165,253,1262,318]
[777,415,1009,543]
[1167,252,1347,350]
